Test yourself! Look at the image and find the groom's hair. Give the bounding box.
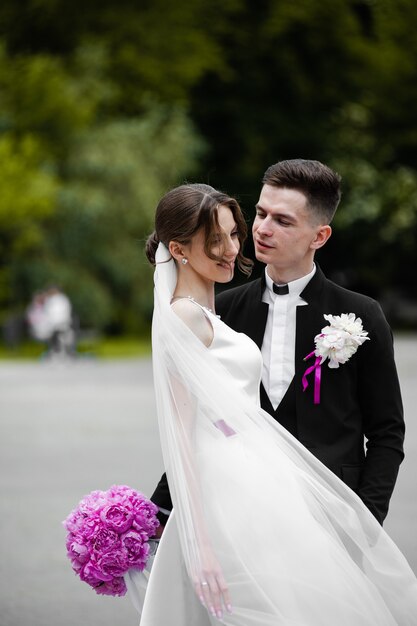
[262,159,342,224]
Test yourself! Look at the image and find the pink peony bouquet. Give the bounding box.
[63,485,159,597]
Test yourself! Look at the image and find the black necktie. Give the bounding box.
[273,283,289,295]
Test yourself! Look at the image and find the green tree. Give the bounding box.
[0,17,208,333]
[13,106,204,332]
[0,135,57,318]
[0,0,239,110]
[1,0,417,333]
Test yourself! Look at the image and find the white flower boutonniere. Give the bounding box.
[302,313,370,404]
[315,313,370,369]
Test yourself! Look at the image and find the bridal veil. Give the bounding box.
[140,242,417,625]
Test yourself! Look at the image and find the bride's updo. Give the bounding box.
[145,183,253,275]
[145,230,160,264]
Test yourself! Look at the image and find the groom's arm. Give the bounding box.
[357,300,405,524]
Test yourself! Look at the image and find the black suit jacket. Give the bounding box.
[151,266,404,524]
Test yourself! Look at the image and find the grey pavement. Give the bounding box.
[1,336,417,626]
[0,358,162,626]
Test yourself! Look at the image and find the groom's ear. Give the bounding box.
[310,225,332,250]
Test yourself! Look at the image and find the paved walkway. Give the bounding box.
[1,336,416,626]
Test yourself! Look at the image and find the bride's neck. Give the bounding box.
[173,274,215,311]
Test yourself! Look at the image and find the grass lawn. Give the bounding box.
[0,335,151,360]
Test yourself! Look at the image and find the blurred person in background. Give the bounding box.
[26,286,75,358]
[26,291,51,345]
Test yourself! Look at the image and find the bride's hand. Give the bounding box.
[194,545,232,619]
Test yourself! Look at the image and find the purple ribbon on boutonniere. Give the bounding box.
[302,313,370,405]
[302,349,323,405]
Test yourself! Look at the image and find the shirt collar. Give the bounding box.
[265,263,316,300]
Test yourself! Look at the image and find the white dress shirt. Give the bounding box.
[261,265,316,409]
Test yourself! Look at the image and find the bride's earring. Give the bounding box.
[181,258,188,265]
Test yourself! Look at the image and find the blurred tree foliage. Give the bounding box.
[16,109,204,332]
[0,17,206,331]
[0,134,57,309]
[0,0,416,334]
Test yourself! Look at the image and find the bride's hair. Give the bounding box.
[145,183,253,276]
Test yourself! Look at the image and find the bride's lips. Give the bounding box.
[217,260,235,271]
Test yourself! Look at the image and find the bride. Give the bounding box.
[130,183,417,625]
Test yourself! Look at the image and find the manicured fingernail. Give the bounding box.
[216,609,223,619]
[210,606,216,616]
[227,604,233,614]
[199,596,205,605]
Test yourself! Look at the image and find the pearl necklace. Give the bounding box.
[171,295,216,315]
[172,296,213,313]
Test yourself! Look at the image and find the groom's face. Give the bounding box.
[252,185,325,278]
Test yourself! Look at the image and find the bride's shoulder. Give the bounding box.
[171,298,214,347]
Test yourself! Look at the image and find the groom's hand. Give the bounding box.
[154,523,165,539]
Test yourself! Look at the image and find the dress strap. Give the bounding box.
[170,297,215,348]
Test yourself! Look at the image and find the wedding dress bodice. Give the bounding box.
[206,307,263,404]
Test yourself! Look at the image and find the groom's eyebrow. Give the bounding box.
[255,203,287,214]
[255,204,297,221]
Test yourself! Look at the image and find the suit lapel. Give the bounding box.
[295,266,328,367]
[294,266,329,410]
[241,276,269,350]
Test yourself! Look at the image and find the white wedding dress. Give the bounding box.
[134,299,417,625]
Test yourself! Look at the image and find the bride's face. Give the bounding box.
[185,206,240,283]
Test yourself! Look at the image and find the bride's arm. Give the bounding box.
[169,300,231,618]
[170,375,230,618]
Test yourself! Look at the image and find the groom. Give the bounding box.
[152,159,404,526]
